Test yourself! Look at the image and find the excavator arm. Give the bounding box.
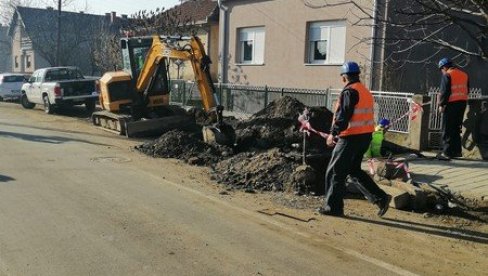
[135,36,220,114]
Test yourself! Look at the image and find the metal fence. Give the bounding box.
[169,80,329,115]
[327,89,414,133]
[170,80,414,133]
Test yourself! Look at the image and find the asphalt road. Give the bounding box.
[0,103,413,275]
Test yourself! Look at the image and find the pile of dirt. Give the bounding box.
[234,96,333,152]
[252,96,306,119]
[137,96,335,194]
[211,149,298,192]
[135,130,231,166]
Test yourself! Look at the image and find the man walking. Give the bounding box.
[437,58,469,160]
[318,61,391,217]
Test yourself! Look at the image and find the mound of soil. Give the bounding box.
[234,117,300,151]
[253,96,305,120]
[135,130,231,166]
[234,97,334,152]
[212,149,299,192]
[136,96,335,195]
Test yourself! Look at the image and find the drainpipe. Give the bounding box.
[217,0,228,84]
[369,0,378,90]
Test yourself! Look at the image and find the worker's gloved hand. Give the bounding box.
[326,134,337,147]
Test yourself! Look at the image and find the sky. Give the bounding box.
[65,0,182,16]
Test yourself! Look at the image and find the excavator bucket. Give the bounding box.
[202,122,236,147]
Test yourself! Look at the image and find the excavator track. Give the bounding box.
[92,110,131,136]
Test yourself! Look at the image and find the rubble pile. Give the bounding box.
[137,96,334,194]
[135,130,230,166]
[211,149,296,192]
[252,96,306,119]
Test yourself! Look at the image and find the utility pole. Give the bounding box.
[56,0,61,66]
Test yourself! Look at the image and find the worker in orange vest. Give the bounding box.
[437,58,469,160]
[318,61,391,217]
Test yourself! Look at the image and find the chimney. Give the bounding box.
[110,11,116,23]
[121,14,128,19]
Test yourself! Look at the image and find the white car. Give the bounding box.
[0,73,28,101]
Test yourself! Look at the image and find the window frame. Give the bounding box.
[306,20,346,65]
[237,26,265,65]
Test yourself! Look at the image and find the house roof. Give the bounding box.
[164,0,219,24]
[0,26,8,41]
[8,6,128,37]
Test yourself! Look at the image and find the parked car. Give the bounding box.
[0,73,28,101]
[21,67,99,114]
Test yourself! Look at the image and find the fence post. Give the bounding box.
[264,85,269,108]
[218,82,223,105]
[281,88,284,98]
[182,81,187,106]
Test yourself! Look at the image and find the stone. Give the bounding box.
[379,185,411,210]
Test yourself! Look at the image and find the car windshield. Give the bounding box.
[44,68,84,81]
[2,75,25,82]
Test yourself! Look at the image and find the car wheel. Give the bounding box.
[21,94,35,109]
[43,95,54,114]
[85,99,96,113]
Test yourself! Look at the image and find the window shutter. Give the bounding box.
[328,25,346,64]
[254,29,265,64]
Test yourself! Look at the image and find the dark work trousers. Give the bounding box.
[323,133,388,213]
[442,101,467,156]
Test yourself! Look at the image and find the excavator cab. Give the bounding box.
[92,35,235,146]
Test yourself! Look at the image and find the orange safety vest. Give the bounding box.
[335,82,375,137]
[447,68,468,102]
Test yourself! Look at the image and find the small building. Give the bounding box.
[8,6,127,75]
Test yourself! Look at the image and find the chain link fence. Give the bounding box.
[170,80,414,133]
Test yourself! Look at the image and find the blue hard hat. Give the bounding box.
[438,58,452,69]
[379,118,390,127]
[340,61,361,75]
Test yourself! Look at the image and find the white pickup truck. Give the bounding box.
[20,67,99,114]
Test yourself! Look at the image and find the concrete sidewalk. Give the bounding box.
[408,158,488,200]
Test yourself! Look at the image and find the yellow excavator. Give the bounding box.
[92,35,235,146]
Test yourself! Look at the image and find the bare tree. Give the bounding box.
[0,0,74,24]
[0,0,35,24]
[126,1,203,36]
[90,23,122,74]
[302,0,488,63]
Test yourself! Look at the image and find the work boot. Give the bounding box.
[436,152,451,161]
[316,206,344,217]
[376,195,392,217]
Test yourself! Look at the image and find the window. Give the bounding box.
[307,21,346,64]
[29,71,38,83]
[14,56,19,68]
[26,55,31,68]
[1,75,25,83]
[238,27,265,64]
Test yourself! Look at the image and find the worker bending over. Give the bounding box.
[318,61,391,217]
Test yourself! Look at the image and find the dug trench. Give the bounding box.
[135,96,488,222]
